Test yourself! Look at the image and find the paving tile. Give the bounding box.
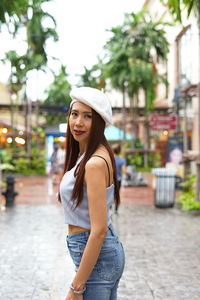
[0,175,200,299]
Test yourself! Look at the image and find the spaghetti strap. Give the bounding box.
[92,155,111,186]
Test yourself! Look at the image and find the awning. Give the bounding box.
[104,125,132,141]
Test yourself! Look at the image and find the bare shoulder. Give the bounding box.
[85,146,110,172]
[84,157,105,187]
[85,147,113,186]
[85,156,105,173]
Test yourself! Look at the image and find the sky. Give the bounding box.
[0,0,145,100]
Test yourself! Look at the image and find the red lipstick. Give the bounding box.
[74,130,85,136]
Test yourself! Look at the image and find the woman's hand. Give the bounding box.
[65,289,83,300]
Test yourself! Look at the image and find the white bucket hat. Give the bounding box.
[69,87,112,124]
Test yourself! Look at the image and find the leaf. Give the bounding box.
[0,164,15,171]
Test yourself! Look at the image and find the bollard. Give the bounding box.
[2,174,18,207]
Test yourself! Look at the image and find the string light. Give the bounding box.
[163,130,169,136]
[15,137,25,145]
[2,128,8,134]
[7,137,12,144]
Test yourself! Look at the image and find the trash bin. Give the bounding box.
[152,168,176,208]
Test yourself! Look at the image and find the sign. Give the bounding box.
[149,114,178,131]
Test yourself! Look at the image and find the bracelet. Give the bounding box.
[70,284,86,295]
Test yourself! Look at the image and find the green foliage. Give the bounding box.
[0,0,28,24]
[177,175,200,210]
[136,166,151,172]
[103,24,131,91]
[44,65,71,124]
[13,150,46,175]
[79,64,105,89]
[0,164,15,171]
[126,151,161,169]
[13,157,30,174]
[0,149,12,164]
[1,148,46,175]
[134,138,143,148]
[127,153,143,167]
[30,151,46,174]
[1,0,58,96]
[148,152,162,168]
[0,149,15,173]
[0,181,6,188]
[2,50,28,93]
[160,0,198,23]
[123,138,161,169]
[122,140,133,150]
[103,9,169,110]
[126,11,169,62]
[0,0,54,29]
[44,65,71,105]
[26,4,58,69]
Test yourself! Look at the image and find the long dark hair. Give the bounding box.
[59,106,120,208]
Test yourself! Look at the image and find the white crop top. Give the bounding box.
[59,154,115,229]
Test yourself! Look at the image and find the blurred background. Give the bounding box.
[0,0,200,210]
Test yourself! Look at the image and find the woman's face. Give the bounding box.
[69,101,92,147]
[169,148,182,165]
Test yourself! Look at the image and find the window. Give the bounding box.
[176,26,192,85]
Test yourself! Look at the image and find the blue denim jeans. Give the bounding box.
[66,224,125,300]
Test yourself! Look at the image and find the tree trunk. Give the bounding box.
[131,95,138,148]
[144,96,150,167]
[27,97,32,154]
[183,97,190,176]
[35,70,40,148]
[122,83,126,143]
[10,94,14,142]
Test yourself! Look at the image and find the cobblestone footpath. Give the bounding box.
[0,203,200,300]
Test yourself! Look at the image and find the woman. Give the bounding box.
[112,144,129,213]
[112,144,128,190]
[59,87,125,300]
[56,141,66,180]
[50,143,59,184]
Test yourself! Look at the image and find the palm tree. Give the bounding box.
[103,22,139,144]
[78,63,106,90]
[26,2,58,137]
[103,10,169,154]
[1,0,59,152]
[26,3,58,70]
[0,0,29,25]
[103,24,131,91]
[160,0,198,22]
[2,50,29,141]
[104,11,169,106]
[44,65,71,125]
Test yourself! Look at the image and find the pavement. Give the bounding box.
[0,175,200,300]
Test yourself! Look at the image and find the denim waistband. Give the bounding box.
[67,223,116,241]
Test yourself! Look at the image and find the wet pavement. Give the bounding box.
[13,173,154,206]
[0,175,200,300]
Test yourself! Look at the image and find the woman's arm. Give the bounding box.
[71,157,108,290]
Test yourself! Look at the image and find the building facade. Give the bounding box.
[144,0,199,171]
